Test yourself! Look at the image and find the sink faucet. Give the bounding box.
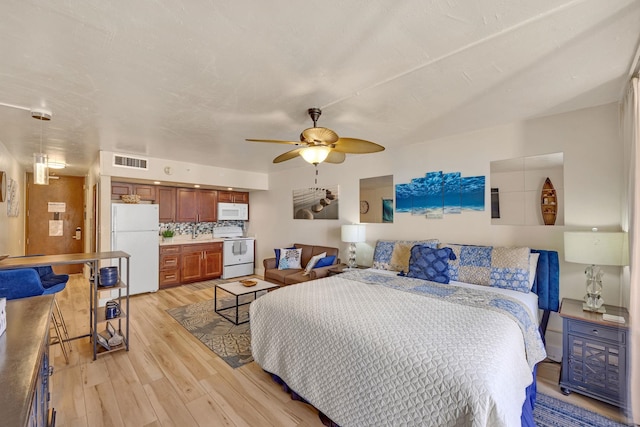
[192,224,198,239]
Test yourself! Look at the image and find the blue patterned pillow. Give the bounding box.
[372,239,439,271]
[441,244,531,292]
[407,246,457,283]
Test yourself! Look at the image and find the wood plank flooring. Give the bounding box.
[50,274,629,426]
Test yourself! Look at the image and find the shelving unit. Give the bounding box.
[90,253,130,360]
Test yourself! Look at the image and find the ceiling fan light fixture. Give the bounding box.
[300,146,330,164]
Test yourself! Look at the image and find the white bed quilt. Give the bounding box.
[250,270,547,427]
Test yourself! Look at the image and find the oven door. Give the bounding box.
[223,239,254,266]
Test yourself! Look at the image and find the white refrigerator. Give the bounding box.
[111,204,159,295]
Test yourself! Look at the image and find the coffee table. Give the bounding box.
[214,279,278,325]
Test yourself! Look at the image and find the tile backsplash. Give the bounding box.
[159,220,245,236]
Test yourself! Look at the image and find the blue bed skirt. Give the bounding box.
[269,364,539,426]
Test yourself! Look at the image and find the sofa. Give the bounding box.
[263,243,340,286]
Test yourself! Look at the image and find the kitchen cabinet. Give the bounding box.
[111,182,156,202]
[176,188,217,222]
[218,190,249,204]
[159,245,181,287]
[179,242,223,283]
[157,186,177,222]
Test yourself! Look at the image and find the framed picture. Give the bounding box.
[292,185,339,220]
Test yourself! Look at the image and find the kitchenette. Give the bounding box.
[112,183,255,291]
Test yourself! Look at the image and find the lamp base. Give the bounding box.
[582,303,606,313]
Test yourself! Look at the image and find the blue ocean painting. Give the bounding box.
[425,171,444,219]
[395,183,413,213]
[443,172,461,214]
[461,176,486,211]
[411,177,428,215]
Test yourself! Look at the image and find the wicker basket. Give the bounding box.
[121,194,141,204]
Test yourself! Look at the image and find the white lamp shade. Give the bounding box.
[341,224,366,243]
[300,146,330,164]
[33,153,49,185]
[564,231,629,266]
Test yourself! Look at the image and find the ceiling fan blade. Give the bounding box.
[324,150,346,164]
[246,138,301,145]
[273,148,304,163]
[332,137,385,154]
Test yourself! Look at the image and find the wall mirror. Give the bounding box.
[490,152,564,226]
[360,175,394,223]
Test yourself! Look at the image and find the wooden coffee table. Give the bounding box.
[214,279,278,325]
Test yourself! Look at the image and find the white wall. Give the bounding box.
[248,103,626,359]
[0,141,26,256]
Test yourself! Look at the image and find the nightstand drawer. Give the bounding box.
[568,321,625,344]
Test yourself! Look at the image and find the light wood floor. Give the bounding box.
[50,274,629,426]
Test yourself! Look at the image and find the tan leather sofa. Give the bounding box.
[263,243,340,286]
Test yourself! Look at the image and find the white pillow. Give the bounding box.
[528,252,540,290]
[303,252,327,276]
[278,248,303,270]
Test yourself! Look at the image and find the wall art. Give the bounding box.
[7,178,19,217]
[292,185,339,220]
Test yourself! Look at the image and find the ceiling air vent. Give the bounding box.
[113,154,149,170]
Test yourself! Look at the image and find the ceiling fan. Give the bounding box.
[246,108,385,165]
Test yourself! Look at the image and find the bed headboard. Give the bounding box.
[530,249,560,312]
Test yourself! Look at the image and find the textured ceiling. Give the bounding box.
[0,0,639,176]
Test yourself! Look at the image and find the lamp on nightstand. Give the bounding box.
[564,229,629,313]
[341,224,366,269]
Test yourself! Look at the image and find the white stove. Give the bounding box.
[214,226,255,279]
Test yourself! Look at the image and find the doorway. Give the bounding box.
[26,174,85,274]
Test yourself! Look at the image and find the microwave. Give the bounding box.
[218,202,249,221]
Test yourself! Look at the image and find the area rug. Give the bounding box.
[534,392,627,427]
[167,297,254,368]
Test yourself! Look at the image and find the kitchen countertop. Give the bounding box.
[159,236,225,246]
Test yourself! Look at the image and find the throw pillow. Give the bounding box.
[489,246,531,293]
[407,246,457,284]
[303,252,327,276]
[314,255,336,268]
[274,246,296,268]
[277,248,303,270]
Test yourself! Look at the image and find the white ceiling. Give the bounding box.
[0,0,639,177]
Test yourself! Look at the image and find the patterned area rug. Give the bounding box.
[167,296,255,368]
[534,393,627,426]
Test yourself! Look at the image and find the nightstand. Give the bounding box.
[559,298,629,413]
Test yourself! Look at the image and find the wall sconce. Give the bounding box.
[341,224,366,269]
[564,229,629,312]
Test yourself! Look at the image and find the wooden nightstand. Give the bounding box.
[559,298,629,413]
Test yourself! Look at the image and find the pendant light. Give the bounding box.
[31,108,52,185]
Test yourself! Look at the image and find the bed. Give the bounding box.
[250,242,559,427]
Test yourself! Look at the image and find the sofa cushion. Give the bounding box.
[294,244,339,268]
[265,267,303,284]
[284,270,313,285]
[303,252,327,276]
[274,246,296,268]
[315,255,336,268]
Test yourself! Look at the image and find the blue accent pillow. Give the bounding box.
[314,255,336,268]
[274,246,296,268]
[407,246,457,284]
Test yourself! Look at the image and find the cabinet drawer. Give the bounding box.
[568,320,625,344]
[159,269,180,286]
[160,254,180,270]
[160,245,181,255]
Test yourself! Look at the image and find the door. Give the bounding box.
[26,174,85,274]
[176,188,197,222]
[203,244,222,279]
[198,190,218,222]
[158,187,176,222]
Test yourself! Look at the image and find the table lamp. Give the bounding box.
[341,224,366,269]
[564,229,629,313]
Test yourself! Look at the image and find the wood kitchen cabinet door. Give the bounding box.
[158,187,177,222]
[218,190,248,203]
[198,190,218,222]
[177,188,198,222]
[133,184,156,201]
[111,182,132,200]
[181,249,203,282]
[202,243,222,279]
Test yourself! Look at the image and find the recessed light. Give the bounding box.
[227,187,233,191]
[153,181,161,185]
[194,184,200,188]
